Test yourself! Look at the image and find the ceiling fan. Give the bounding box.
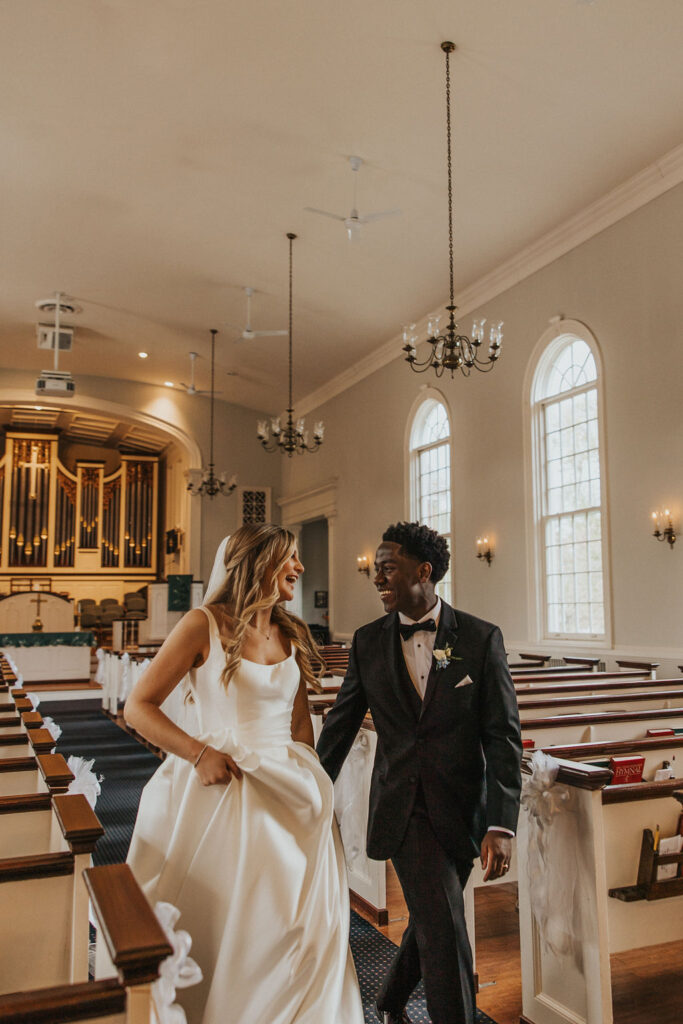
[304,156,401,240]
[230,287,288,341]
[176,352,222,396]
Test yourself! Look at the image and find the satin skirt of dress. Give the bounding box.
[128,724,363,1024]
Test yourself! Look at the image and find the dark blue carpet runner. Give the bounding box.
[45,701,498,1024]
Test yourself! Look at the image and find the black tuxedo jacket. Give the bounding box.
[316,601,522,862]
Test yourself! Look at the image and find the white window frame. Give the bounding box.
[404,387,454,606]
[524,319,612,647]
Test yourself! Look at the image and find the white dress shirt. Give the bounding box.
[397,598,514,838]
[398,597,442,700]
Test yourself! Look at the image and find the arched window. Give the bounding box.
[531,327,608,638]
[408,394,452,604]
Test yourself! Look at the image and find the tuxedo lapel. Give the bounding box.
[420,602,459,716]
[381,613,421,719]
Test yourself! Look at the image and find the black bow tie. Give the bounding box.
[399,618,437,641]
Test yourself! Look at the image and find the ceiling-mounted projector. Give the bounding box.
[37,323,74,351]
[35,369,75,397]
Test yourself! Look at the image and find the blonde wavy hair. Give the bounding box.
[209,523,323,692]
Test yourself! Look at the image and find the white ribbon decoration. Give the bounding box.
[25,692,41,709]
[95,647,105,686]
[521,751,583,960]
[334,730,372,865]
[119,651,131,701]
[42,716,62,742]
[67,755,103,809]
[152,902,203,1024]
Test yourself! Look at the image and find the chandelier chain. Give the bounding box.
[209,328,216,469]
[288,233,293,412]
[186,327,237,498]
[446,44,454,310]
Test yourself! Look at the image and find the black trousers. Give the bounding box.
[376,792,475,1024]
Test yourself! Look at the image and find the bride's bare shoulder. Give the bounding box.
[204,602,236,640]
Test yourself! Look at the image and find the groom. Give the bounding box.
[317,522,522,1024]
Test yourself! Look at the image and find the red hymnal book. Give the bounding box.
[608,755,645,784]
[646,728,675,737]
[522,739,535,749]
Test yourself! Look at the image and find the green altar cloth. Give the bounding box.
[0,631,95,647]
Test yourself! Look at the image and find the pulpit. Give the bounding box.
[0,591,74,633]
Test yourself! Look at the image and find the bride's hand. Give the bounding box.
[194,745,243,786]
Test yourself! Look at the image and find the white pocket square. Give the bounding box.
[454,674,474,688]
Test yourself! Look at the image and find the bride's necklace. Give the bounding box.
[252,620,272,641]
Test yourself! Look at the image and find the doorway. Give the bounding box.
[300,518,329,644]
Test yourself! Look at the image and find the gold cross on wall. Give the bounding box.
[19,444,50,499]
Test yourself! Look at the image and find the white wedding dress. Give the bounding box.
[127,606,364,1024]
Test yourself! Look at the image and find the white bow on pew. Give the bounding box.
[521,751,585,959]
[153,901,203,1024]
[67,754,103,809]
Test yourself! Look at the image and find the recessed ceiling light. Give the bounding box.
[138,351,148,359]
[164,381,174,388]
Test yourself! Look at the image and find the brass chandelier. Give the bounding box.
[403,42,503,378]
[257,233,324,456]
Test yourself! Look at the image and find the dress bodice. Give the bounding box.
[188,605,300,748]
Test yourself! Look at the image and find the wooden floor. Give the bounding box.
[358,863,683,1024]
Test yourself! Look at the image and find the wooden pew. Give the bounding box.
[0,752,74,797]
[514,668,649,685]
[317,644,350,678]
[520,706,683,747]
[515,675,683,697]
[0,727,56,759]
[516,686,683,716]
[544,734,683,780]
[0,863,173,1024]
[0,793,104,992]
[517,757,683,1024]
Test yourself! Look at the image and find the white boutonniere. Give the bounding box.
[433,634,461,672]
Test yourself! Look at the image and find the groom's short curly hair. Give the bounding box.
[382,521,450,584]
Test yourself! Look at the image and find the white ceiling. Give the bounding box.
[1,0,682,414]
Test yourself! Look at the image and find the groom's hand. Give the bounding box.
[480,831,512,881]
[195,746,243,786]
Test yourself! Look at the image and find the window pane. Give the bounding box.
[536,339,605,637]
[411,398,452,603]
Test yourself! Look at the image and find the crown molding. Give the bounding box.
[296,142,683,418]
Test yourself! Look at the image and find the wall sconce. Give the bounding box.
[476,537,494,566]
[357,555,371,576]
[651,509,676,549]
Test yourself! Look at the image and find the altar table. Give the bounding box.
[1,631,95,683]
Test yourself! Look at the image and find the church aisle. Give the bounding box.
[44,700,161,864]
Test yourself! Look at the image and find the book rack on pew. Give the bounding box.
[609,790,683,902]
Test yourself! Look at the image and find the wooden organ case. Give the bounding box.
[0,431,159,584]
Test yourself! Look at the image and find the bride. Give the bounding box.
[125,524,364,1024]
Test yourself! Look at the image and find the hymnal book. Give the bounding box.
[522,739,535,749]
[647,728,675,737]
[608,755,645,784]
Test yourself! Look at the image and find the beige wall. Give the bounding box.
[280,183,683,666]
